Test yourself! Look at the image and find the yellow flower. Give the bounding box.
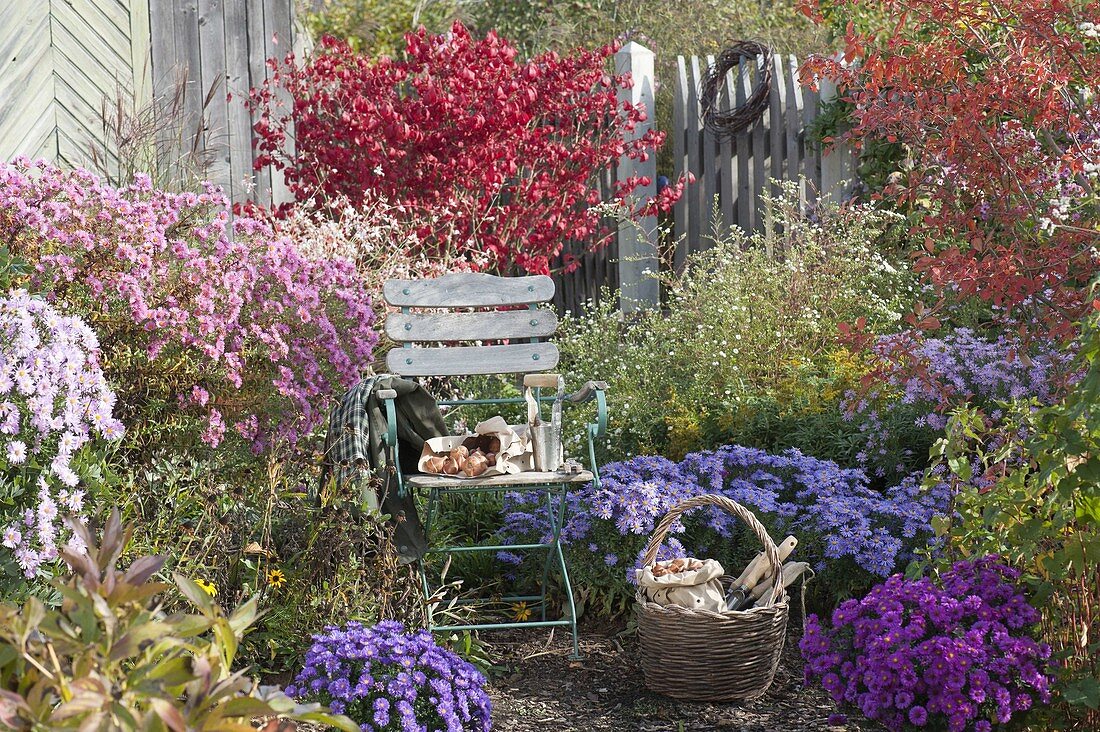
[266,567,287,590]
[511,601,532,622]
[195,578,217,597]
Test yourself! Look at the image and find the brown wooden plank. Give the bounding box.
[176,0,203,151]
[769,54,786,199]
[803,79,822,199]
[786,54,806,205]
[198,0,230,191]
[266,0,293,206]
[245,0,271,205]
[701,53,718,245]
[130,0,153,110]
[735,59,752,235]
[386,342,560,377]
[222,0,252,202]
[384,273,555,308]
[149,0,179,174]
[685,55,704,259]
[718,67,735,233]
[585,237,596,311]
[751,54,767,236]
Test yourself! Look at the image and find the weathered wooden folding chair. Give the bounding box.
[379,272,607,658]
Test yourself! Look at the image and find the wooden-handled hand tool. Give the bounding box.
[744,560,812,606]
[724,535,797,610]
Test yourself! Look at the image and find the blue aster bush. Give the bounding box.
[801,556,1054,731]
[843,328,1074,484]
[499,444,952,614]
[287,620,492,732]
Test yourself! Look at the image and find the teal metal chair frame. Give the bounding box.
[378,273,608,658]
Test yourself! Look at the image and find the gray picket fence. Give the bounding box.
[0,0,308,206]
[552,47,854,315]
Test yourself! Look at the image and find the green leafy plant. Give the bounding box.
[0,247,28,293]
[929,310,1100,725]
[0,509,358,731]
[555,181,917,463]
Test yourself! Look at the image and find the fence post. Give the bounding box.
[615,41,659,312]
[816,62,855,202]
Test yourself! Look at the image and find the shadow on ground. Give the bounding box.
[485,624,869,732]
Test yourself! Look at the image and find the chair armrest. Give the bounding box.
[567,380,608,403]
[568,380,608,442]
[379,389,398,448]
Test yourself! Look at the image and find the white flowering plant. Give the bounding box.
[0,289,124,587]
[554,181,920,464]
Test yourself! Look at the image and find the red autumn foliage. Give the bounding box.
[248,22,685,275]
[801,0,1100,340]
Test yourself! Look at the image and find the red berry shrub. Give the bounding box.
[248,22,683,274]
[801,0,1100,339]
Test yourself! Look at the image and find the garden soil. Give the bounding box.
[486,622,871,731]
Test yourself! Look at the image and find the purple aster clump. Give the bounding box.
[801,556,1053,731]
[844,328,1075,478]
[500,446,951,585]
[0,289,124,576]
[287,620,491,732]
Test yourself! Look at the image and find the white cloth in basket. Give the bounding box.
[636,557,726,612]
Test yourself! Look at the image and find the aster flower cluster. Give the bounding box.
[0,158,379,450]
[801,556,1053,731]
[500,445,950,583]
[844,328,1074,478]
[0,289,123,576]
[287,621,491,732]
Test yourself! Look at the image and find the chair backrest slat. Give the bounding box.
[386,309,558,343]
[383,273,559,377]
[384,272,554,308]
[385,343,559,377]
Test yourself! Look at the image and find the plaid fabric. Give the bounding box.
[323,379,375,492]
[320,375,448,562]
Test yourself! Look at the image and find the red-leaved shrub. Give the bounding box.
[801,0,1100,339]
[248,22,685,275]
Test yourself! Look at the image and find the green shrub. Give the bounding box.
[104,449,421,676]
[304,0,461,56]
[555,182,917,463]
[930,312,1100,726]
[0,510,356,731]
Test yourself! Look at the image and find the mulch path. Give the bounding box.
[484,621,873,732]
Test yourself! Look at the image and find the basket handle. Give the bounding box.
[640,494,787,607]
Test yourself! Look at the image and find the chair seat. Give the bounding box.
[406,469,594,490]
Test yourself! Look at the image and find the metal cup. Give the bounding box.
[531,423,562,472]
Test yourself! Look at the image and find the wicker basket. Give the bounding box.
[636,494,789,702]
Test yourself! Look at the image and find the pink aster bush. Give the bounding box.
[0,158,379,450]
[802,556,1054,731]
[0,289,124,578]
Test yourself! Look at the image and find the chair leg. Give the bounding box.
[420,487,441,630]
[416,483,579,658]
[539,487,556,623]
[419,559,434,629]
[544,483,580,659]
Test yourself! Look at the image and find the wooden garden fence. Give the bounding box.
[0,15,850,315]
[552,45,855,315]
[0,0,308,206]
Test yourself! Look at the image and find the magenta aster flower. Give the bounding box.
[802,557,1053,731]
